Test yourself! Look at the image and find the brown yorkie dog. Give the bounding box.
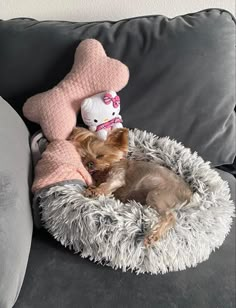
[69,127,192,246]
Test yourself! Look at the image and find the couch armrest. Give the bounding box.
[0,97,33,308]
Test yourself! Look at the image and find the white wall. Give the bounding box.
[1,0,235,21]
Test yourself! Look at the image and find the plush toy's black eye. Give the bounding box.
[94,119,98,123]
[112,112,115,116]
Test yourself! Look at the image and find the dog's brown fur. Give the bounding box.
[69,127,192,246]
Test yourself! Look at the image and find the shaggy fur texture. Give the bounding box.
[39,129,235,274]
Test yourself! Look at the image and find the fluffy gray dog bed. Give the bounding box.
[39,129,234,274]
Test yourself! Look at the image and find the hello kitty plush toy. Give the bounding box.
[81,90,123,140]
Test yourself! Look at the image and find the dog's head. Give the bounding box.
[69,127,128,173]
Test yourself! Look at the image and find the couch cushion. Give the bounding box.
[14,169,235,308]
[0,97,33,308]
[0,9,235,166]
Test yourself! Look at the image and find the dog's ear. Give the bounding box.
[106,128,129,152]
[68,127,95,146]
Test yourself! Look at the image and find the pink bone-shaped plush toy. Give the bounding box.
[23,39,129,192]
[23,39,129,141]
[31,140,93,192]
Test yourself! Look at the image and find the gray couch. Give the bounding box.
[0,9,235,308]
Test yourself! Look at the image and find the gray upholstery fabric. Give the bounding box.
[0,9,235,166]
[14,171,235,308]
[0,97,33,308]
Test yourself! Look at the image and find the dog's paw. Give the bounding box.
[84,186,103,198]
[144,232,161,247]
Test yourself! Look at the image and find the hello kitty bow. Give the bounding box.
[103,92,120,108]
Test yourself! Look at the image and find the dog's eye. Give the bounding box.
[87,161,94,169]
[112,112,115,116]
[96,154,104,159]
[94,119,98,123]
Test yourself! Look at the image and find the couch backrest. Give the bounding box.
[0,9,235,166]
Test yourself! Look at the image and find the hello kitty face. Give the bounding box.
[81,91,121,127]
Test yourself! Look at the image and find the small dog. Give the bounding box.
[69,127,192,246]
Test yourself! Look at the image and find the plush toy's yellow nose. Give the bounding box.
[104,118,109,122]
